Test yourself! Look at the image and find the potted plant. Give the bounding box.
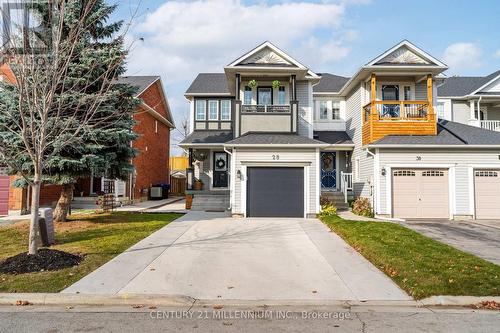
[272,80,281,89]
[248,79,258,89]
[193,178,204,190]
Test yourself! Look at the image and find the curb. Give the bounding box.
[1,293,498,308]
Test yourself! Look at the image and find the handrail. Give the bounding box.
[241,104,291,113]
[480,120,500,132]
[340,172,353,203]
[364,100,430,121]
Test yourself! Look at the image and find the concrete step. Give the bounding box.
[191,195,230,212]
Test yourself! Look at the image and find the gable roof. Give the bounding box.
[115,76,160,96]
[224,132,326,146]
[370,120,500,147]
[179,130,233,146]
[313,74,350,93]
[437,70,500,97]
[185,73,231,96]
[366,40,447,68]
[313,131,353,145]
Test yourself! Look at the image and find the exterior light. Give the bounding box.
[381,168,386,176]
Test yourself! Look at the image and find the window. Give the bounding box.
[436,102,445,119]
[319,101,328,120]
[332,101,340,120]
[476,171,498,177]
[394,170,416,177]
[208,100,218,120]
[244,86,252,105]
[382,85,399,101]
[258,87,272,105]
[195,100,206,120]
[422,170,444,177]
[221,100,231,120]
[278,86,286,105]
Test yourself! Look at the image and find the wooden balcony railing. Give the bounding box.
[241,104,290,113]
[363,101,430,122]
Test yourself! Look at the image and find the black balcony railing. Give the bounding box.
[241,105,290,113]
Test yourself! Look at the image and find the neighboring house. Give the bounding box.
[5,75,175,213]
[436,70,500,131]
[180,40,500,220]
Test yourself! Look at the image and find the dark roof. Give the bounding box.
[115,76,159,96]
[225,132,325,145]
[313,131,353,145]
[314,73,349,93]
[179,131,233,145]
[437,70,500,97]
[185,73,231,95]
[372,120,500,146]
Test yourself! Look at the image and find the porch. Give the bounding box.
[467,98,500,132]
[319,150,353,206]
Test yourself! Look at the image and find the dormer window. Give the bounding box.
[278,86,286,105]
[244,86,252,105]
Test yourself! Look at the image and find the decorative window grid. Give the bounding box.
[475,171,498,177]
[422,170,445,177]
[394,170,416,177]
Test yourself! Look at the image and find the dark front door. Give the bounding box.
[213,152,228,188]
[382,84,400,118]
[247,167,304,217]
[321,152,336,189]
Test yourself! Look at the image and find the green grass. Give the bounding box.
[0,212,183,293]
[320,214,500,299]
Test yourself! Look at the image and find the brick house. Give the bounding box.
[1,76,175,215]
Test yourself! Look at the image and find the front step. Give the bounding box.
[321,192,350,208]
[191,194,230,212]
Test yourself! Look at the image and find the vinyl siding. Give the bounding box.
[377,149,500,217]
[415,81,427,100]
[233,148,319,215]
[297,81,313,138]
[452,101,470,124]
[345,84,373,198]
[487,106,500,120]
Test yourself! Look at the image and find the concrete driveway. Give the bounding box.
[400,220,500,265]
[63,212,409,301]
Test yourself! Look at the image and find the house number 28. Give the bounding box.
[272,154,280,160]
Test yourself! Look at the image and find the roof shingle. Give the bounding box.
[185,73,231,95]
[225,132,325,145]
[179,131,233,145]
[115,76,159,96]
[437,70,500,97]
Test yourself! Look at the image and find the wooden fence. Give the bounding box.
[170,176,186,196]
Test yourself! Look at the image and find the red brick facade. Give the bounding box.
[7,78,173,210]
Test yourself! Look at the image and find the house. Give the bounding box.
[179,40,500,220]
[4,75,175,214]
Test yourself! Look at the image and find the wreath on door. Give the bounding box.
[216,157,226,170]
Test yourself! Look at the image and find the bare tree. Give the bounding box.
[0,0,132,255]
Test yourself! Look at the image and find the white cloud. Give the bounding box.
[126,0,352,84]
[442,43,482,72]
[494,50,500,59]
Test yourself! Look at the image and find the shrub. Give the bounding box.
[320,195,334,207]
[320,205,337,217]
[352,197,374,217]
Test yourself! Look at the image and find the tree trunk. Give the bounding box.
[28,176,41,255]
[53,183,74,222]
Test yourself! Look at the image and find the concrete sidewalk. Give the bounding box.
[63,211,410,301]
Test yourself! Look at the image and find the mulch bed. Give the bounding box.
[0,249,83,274]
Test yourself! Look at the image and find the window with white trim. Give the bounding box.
[244,86,252,105]
[221,100,231,120]
[195,100,206,120]
[332,101,340,120]
[319,101,328,120]
[278,86,286,105]
[436,102,445,119]
[208,100,218,120]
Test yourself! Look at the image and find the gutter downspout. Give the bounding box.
[365,148,376,215]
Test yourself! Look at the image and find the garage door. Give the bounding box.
[392,169,449,219]
[0,176,9,216]
[474,170,500,219]
[247,167,304,217]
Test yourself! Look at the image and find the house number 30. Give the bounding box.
[272,154,280,160]
[416,156,422,161]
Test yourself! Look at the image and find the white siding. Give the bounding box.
[345,84,373,199]
[297,81,313,138]
[233,148,319,216]
[452,101,470,124]
[377,149,500,217]
[415,81,427,100]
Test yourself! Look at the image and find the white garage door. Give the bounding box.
[392,169,449,219]
[475,170,500,219]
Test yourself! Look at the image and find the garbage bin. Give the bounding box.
[38,208,55,246]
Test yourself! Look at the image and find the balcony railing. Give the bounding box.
[241,104,290,113]
[480,120,500,132]
[340,172,353,203]
[363,101,430,122]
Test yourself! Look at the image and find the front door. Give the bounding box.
[382,84,400,118]
[213,152,228,188]
[257,87,272,105]
[321,152,336,190]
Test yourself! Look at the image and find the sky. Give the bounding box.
[111,0,500,154]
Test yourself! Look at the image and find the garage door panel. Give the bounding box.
[392,169,449,219]
[475,170,500,219]
[247,167,304,218]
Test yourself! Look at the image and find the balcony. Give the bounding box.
[480,120,500,132]
[241,104,290,113]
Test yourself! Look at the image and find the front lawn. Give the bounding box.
[320,215,500,299]
[0,212,182,293]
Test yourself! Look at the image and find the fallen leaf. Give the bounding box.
[227,286,234,289]
[132,305,144,309]
[223,321,232,326]
[148,306,157,309]
[213,305,223,310]
[473,301,500,310]
[15,300,32,306]
[150,268,156,271]
[66,306,74,310]
[312,290,317,294]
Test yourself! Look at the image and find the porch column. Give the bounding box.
[470,100,476,120]
[186,148,194,190]
[235,73,241,100]
[291,75,297,101]
[427,74,434,114]
[370,73,376,113]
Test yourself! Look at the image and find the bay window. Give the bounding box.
[221,100,231,120]
[195,100,206,120]
[208,100,218,120]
